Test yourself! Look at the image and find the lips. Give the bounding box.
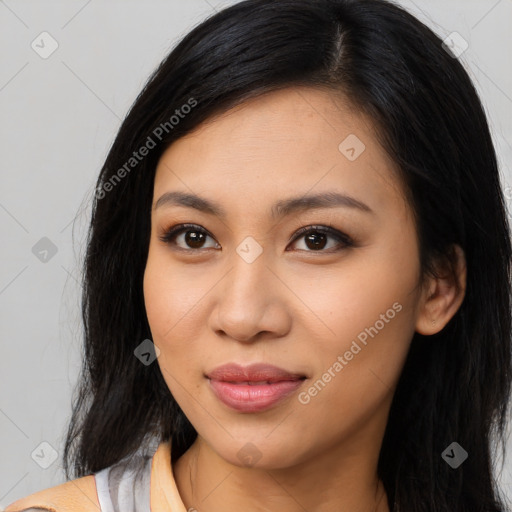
[207,362,305,382]
[206,363,306,413]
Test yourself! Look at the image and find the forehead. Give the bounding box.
[153,86,408,220]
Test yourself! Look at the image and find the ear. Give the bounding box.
[415,244,467,335]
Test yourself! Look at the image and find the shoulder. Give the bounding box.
[3,474,99,512]
[4,440,174,512]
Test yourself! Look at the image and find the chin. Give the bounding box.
[204,434,304,470]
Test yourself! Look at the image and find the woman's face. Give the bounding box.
[144,86,429,469]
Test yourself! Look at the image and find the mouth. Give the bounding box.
[222,380,302,385]
[206,363,307,413]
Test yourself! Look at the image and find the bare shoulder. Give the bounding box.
[3,474,98,512]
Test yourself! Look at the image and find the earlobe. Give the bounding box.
[415,245,467,335]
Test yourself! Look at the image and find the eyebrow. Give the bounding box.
[154,190,374,219]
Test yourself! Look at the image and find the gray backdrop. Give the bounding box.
[1,0,511,507]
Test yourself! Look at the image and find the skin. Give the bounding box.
[143,86,466,512]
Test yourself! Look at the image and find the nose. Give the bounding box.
[209,250,292,344]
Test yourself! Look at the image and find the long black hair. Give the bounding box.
[63,1,512,510]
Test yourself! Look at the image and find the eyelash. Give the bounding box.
[158,223,354,253]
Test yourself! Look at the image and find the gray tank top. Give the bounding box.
[19,441,161,512]
[94,449,154,512]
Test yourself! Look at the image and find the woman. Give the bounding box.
[6,0,511,511]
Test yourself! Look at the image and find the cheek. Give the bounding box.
[292,245,418,342]
[295,242,420,415]
[143,249,207,342]
[297,275,414,389]
[293,287,414,447]
[143,254,206,387]
[143,253,207,400]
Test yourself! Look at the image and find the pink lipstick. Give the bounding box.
[207,363,306,413]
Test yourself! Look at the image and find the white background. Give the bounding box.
[1,0,511,507]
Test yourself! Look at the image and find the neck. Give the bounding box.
[173,436,390,512]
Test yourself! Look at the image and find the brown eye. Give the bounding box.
[159,224,220,250]
[304,231,328,250]
[183,230,208,249]
[289,226,353,252]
